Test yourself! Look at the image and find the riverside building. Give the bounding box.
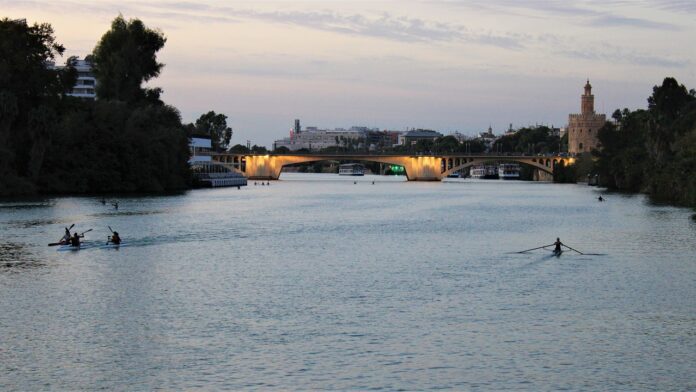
[568,80,606,154]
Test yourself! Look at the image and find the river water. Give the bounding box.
[1,173,695,390]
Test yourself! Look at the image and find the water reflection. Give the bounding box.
[0,175,695,390]
[0,243,43,271]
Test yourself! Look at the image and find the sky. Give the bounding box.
[4,0,696,147]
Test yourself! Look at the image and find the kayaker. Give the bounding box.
[112,201,119,210]
[598,195,604,202]
[61,228,71,244]
[109,231,121,245]
[70,232,83,247]
[554,237,563,254]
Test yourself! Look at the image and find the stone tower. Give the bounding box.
[568,80,606,154]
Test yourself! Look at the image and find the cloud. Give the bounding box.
[437,0,681,31]
[558,46,689,68]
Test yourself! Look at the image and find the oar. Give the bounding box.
[514,244,554,253]
[562,244,584,255]
[79,229,93,236]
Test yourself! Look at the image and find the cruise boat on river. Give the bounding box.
[498,163,520,180]
[470,164,499,179]
[339,163,365,176]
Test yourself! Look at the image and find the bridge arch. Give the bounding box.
[441,157,555,178]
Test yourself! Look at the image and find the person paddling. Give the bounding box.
[598,195,604,202]
[553,237,563,254]
[61,227,71,244]
[70,231,84,247]
[108,231,121,245]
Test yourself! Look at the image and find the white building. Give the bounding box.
[68,59,97,100]
[274,126,366,151]
[189,137,212,163]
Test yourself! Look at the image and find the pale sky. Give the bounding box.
[5,0,696,146]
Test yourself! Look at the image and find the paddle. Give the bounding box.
[514,244,554,253]
[49,223,76,246]
[106,226,114,245]
[562,243,584,255]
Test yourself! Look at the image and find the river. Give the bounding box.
[1,173,695,390]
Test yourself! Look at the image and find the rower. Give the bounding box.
[109,231,121,245]
[598,195,604,202]
[70,232,83,247]
[554,237,563,253]
[113,201,119,210]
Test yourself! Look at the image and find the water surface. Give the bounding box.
[1,174,695,390]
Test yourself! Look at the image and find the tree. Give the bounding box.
[647,77,695,162]
[194,111,232,151]
[274,146,290,153]
[91,15,166,103]
[0,18,76,194]
[229,144,250,153]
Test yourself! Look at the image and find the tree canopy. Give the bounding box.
[594,77,696,207]
[0,18,76,193]
[191,111,233,151]
[0,16,191,196]
[91,15,166,103]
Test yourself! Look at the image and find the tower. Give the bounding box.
[567,80,606,155]
[581,79,594,115]
[294,119,301,134]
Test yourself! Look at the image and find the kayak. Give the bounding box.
[56,241,126,251]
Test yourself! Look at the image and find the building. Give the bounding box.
[274,123,366,151]
[400,129,443,146]
[477,126,497,149]
[568,80,606,154]
[47,57,97,100]
[189,137,212,163]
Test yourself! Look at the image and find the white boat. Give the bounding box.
[498,163,520,180]
[339,163,365,176]
[469,164,498,179]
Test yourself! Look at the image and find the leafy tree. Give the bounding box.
[646,78,695,162]
[274,146,290,153]
[434,135,460,153]
[229,144,250,153]
[250,145,268,154]
[0,18,76,194]
[193,111,232,151]
[91,15,166,103]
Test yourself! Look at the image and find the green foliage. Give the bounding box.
[191,111,233,151]
[0,17,191,196]
[594,77,696,207]
[273,146,290,153]
[0,18,76,194]
[229,144,250,153]
[497,126,561,154]
[91,15,166,103]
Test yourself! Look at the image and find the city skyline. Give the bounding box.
[5,0,696,146]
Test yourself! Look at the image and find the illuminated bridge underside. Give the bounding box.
[212,154,572,181]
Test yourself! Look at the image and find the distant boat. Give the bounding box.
[446,172,461,178]
[498,163,520,180]
[339,163,365,176]
[470,164,498,179]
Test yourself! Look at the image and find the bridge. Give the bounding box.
[211,153,574,181]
